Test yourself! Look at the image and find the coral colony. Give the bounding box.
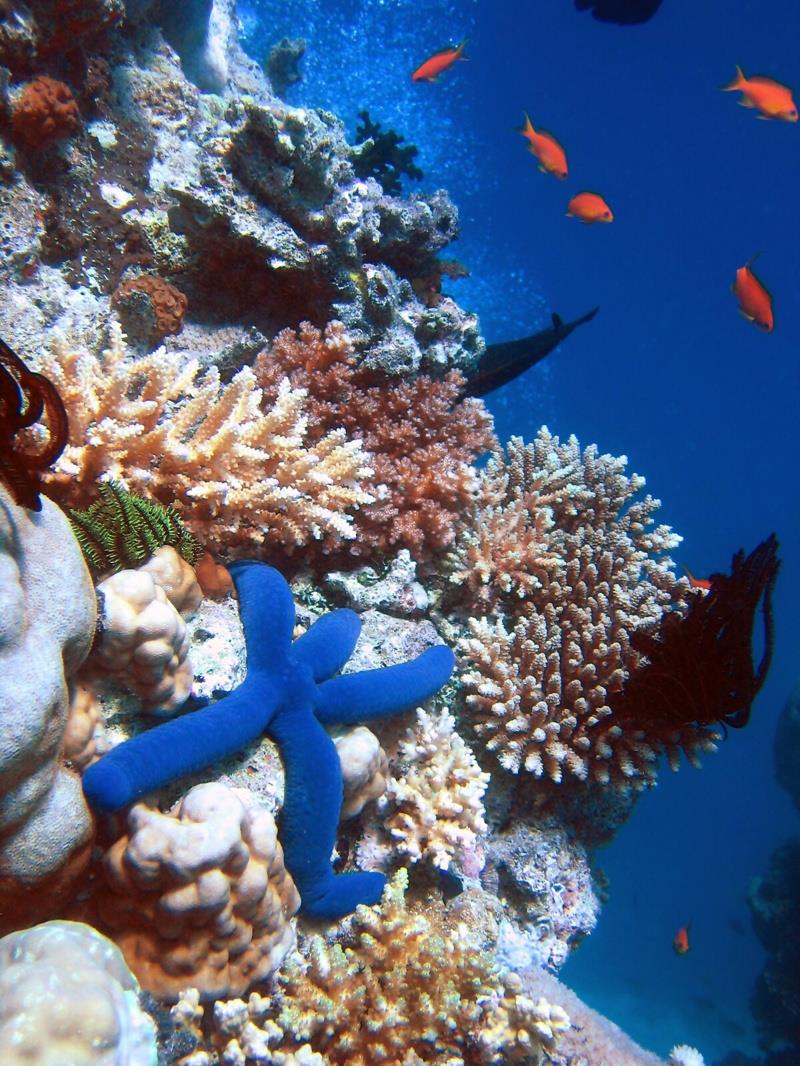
[0,1,783,1063]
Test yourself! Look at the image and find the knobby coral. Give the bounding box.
[82,562,455,920]
[0,336,68,512]
[10,75,80,149]
[456,429,696,789]
[254,320,495,561]
[271,869,569,1065]
[112,273,189,342]
[38,321,374,555]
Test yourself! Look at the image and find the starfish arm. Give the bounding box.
[314,644,455,725]
[82,677,280,812]
[228,560,296,673]
[289,608,362,681]
[268,702,385,919]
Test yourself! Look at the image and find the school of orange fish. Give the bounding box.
[412,44,797,334]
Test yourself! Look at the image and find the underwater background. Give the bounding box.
[238,1,800,1062]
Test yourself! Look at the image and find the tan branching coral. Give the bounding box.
[269,869,568,1065]
[377,707,489,870]
[457,429,707,790]
[93,782,301,1003]
[39,321,374,556]
[255,321,495,560]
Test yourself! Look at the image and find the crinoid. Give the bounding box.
[0,336,68,511]
[613,534,780,741]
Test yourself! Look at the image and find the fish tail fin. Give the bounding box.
[746,249,764,268]
[721,64,746,91]
[457,38,469,60]
[517,112,535,137]
[552,313,564,329]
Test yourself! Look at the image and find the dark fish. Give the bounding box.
[574,0,664,25]
[464,307,599,398]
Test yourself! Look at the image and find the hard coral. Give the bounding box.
[255,320,495,562]
[93,782,301,1004]
[11,75,80,149]
[0,920,157,1066]
[456,429,698,790]
[352,109,423,196]
[112,273,189,343]
[272,869,568,1065]
[40,321,373,556]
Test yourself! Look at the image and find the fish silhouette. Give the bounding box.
[575,0,664,25]
[464,307,599,397]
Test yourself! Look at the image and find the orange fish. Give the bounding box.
[412,39,468,83]
[673,925,690,955]
[722,66,798,122]
[519,113,568,179]
[567,191,613,223]
[733,258,774,332]
[683,566,712,592]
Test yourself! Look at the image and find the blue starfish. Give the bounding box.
[82,560,454,920]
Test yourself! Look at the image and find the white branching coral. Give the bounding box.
[456,429,702,790]
[39,321,374,554]
[669,1046,706,1066]
[378,707,489,870]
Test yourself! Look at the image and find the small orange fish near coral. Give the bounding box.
[733,259,774,332]
[722,66,798,122]
[195,553,233,599]
[519,113,568,179]
[411,40,468,83]
[673,925,690,955]
[683,566,712,592]
[567,192,614,223]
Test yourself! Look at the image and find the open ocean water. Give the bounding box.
[241,1,800,1062]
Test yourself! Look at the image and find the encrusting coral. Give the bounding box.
[82,561,455,920]
[10,75,80,149]
[372,707,490,871]
[112,273,189,344]
[0,920,158,1066]
[38,320,374,556]
[455,429,708,789]
[92,782,301,1004]
[254,320,495,561]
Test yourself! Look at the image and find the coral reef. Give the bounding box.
[68,480,199,579]
[93,782,300,1003]
[265,37,306,97]
[10,76,80,149]
[255,320,495,560]
[747,838,800,1056]
[83,562,455,920]
[352,110,423,195]
[0,919,157,1065]
[269,870,569,1065]
[0,336,68,512]
[669,1047,706,1066]
[112,273,189,344]
[0,484,96,934]
[40,321,374,556]
[456,429,698,788]
[370,707,490,871]
[333,726,389,820]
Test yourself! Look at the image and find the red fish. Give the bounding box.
[683,566,712,592]
[412,40,468,83]
[733,259,773,332]
[567,191,614,223]
[673,925,690,955]
[519,113,568,179]
[722,66,798,122]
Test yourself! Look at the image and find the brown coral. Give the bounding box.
[93,782,301,1003]
[11,75,80,148]
[255,320,495,562]
[456,429,710,790]
[112,274,188,343]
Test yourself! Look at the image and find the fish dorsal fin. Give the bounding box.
[552,313,564,329]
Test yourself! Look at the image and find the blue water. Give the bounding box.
[241,2,800,1061]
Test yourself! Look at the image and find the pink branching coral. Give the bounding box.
[255,321,496,561]
[456,429,712,790]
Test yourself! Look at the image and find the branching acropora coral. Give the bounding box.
[255,320,495,560]
[39,321,374,555]
[456,429,702,789]
[271,869,569,1065]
